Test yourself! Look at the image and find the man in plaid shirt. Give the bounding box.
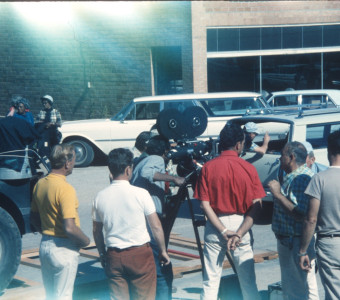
[268,141,315,300]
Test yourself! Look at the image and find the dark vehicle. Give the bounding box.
[0,148,49,292]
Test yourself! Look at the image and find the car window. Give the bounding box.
[200,97,265,116]
[135,102,160,120]
[271,95,298,106]
[163,100,195,112]
[306,122,340,149]
[302,94,335,108]
[271,94,336,108]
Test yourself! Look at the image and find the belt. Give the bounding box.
[318,233,340,239]
[275,234,300,240]
[108,242,149,252]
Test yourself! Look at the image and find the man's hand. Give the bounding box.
[263,132,270,144]
[220,229,237,242]
[99,252,106,268]
[227,234,242,250]
[299,254,312,272]
[173,176,186,186]
[268,180,281,198]
[159,250,171,267]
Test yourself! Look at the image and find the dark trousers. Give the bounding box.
[105,243,156,300]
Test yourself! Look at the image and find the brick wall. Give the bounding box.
[192,1,340,93]
[0,2,193,120]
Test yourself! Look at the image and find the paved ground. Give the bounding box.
[1,166,326,299]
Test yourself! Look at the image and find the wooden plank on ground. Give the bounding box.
[20,257,41,269]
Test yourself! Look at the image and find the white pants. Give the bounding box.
[307,259,319,300]
[40,235,80,300]
[201,215,260,300]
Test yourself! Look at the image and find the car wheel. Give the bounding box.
[0,207,22,292]
[68,140,95,167]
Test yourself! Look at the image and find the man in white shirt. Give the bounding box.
[92,148,170,300]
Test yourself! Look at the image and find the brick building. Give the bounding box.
[1,1,340,120]
[0,1,192,120]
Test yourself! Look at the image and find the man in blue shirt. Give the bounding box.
[268,141,315,300]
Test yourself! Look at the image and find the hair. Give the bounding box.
[308,151,315,159]
[108,148,133,178]
[219,123,244,151]
[135,131,152,152]
[50,144,75,169]
[11,96,30,109]
[328,129,340,156]
[285,141,307,165]
[145,135,170,156]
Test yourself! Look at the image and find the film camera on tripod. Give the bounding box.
[155,106,219,264]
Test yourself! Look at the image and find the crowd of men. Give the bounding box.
[28,120,340,300]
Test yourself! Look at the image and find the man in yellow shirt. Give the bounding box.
[30,144,90,299]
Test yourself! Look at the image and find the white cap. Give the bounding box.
[244,122,260,134]
[301,141,313,154]
[41,95,53,103]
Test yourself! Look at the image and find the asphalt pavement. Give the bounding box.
[2,166,326,299]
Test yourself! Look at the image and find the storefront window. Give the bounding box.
[207,57,259,92]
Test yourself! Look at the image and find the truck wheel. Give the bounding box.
[0,207,22,292]
[68,140,95,168]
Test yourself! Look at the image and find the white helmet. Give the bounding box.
[41,95,53,104]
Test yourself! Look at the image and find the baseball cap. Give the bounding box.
[301,141,313,154]
[244,122,260,134]
[41,95,53,103]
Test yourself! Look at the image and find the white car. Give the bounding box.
[60,92,269,167]
[266,89,340,109]
[229,108,340,224]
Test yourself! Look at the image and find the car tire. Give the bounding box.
[0,207,22,292]
[68,140,95,167]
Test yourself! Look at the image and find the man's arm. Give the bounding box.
[63,218,90,248]
[268,179,304,220]
[153,172,185,186]
[30,211,42,233]
[147,212,170,265]
[254,132,270,155]
[299,197,320,271]
[200,201,237,241]
[93,221,106,268]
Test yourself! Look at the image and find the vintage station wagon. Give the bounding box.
[61,92,269,167]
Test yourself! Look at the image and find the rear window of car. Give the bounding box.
[199,97,266,117]
[270,94,335,108]
[306,122,340,149]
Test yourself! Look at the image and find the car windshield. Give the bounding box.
[111,101,134,121]
[199,97,267,117]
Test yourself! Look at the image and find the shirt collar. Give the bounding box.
[220,150,239,157]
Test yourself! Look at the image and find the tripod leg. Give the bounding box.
[225,249,238,275]
[186,190,205,278]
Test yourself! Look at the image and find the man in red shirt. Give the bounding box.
[194,123,265,300]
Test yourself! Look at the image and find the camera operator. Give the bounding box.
[194,123,265,300]
[130,134,185,300]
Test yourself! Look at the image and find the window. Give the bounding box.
[200,97,265,116]
[207,24,340,52]
[306,122,340,149]
[208,57,260,92]
[164,100,195,112]
[135,102,160,120]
